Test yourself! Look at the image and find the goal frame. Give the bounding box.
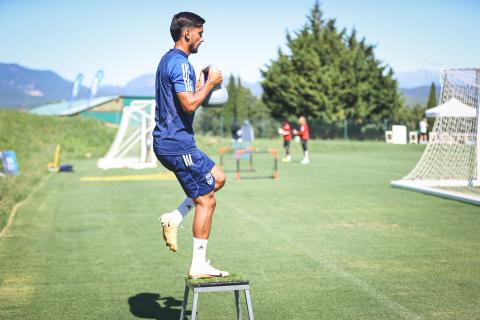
[391,68,480,205]
[98,100,157,170]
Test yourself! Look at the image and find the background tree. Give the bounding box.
[195,76,274,137]
[261,1,403,135]
[426,82,437,108]
[394,103,426,131]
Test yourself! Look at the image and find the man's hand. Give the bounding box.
[195,69,205,92]
[178,65,223,114]
[195,65,222,91]
[207,67,222,86]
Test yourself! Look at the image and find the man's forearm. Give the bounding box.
[178,81,216,113]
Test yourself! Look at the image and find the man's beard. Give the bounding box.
[189,43,200,54]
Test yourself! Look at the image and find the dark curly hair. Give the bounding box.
[170,12,205,42]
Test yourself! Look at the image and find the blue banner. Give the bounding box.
[87,70,104,108]
[68,73,84,110]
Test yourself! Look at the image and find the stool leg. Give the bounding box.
[244,289,254,320]
[191,292,199,320]
[234,290,242,320]
[179,285,189,320]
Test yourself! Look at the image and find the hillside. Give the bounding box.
[1,63,440,108]
[98,73,263,97]
[399,85,441,107]
[395,69,440,88]
[0,64,263,108]
[0,63,90,109]
[0,110,115,232]
[98,74,156,96]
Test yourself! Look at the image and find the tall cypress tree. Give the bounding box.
[221,74,238,125]
[236,76,245,121]
[261,1,402,123]
[426,82,437,108]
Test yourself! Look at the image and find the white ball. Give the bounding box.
[203,83,229,107]
[202,65,228,107]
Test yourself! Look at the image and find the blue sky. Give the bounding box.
[1,0,478,86]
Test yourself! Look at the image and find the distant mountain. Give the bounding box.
[247,70,443,99]
[0,63,442,109]
[395,69,440,89]
[123,74,156,96]
[97,73,264,97]
[399,85,441,107]
[0,64,158,108]
[242,80,262,97]
[96,84,123,97]
[108,70,441,107]
[395,69,442,107]
[97,74,156,96]
[0,63,89,108]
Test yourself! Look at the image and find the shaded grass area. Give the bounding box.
[0,110,115,231]
[1,140,479,319]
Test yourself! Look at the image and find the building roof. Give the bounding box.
[30,96,119,116]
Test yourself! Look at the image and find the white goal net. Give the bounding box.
[391,68,480,205]
[98,100,157,169]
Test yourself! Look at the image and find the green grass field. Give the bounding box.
[1,140,479,319]
[0,110,115,230]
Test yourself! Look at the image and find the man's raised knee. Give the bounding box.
[211,165,226,191]
[216,173,226,190]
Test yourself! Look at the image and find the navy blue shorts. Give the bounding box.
[156,149,216,198]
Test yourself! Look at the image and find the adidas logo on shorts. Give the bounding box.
[182,154,194,166]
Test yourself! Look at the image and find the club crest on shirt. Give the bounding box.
[205,172,213,185]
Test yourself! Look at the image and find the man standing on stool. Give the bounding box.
[153,12,229,279]
[293,116,310,164]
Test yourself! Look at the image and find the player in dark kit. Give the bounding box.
[153,12,229,279]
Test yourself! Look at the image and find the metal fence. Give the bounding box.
[195,116,396,140]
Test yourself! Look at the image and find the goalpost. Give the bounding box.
[391,68,480,205]
[98,100,157,169]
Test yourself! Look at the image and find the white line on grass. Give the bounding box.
[227,204,423,320]
[0,175,52,240]
[299,248,423,320]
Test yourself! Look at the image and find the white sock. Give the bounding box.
[191,237,208,269]
[169,198,194,226]
[304,151,309,159]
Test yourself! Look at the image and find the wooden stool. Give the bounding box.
[179,277,254,320]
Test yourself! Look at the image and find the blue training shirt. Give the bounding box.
[153,48,197,155]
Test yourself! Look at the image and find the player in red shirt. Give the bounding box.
[279,119,292,162]
[293,116,310,164]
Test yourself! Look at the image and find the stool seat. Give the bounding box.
[189,280,250,287]
[180,275,254,320]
